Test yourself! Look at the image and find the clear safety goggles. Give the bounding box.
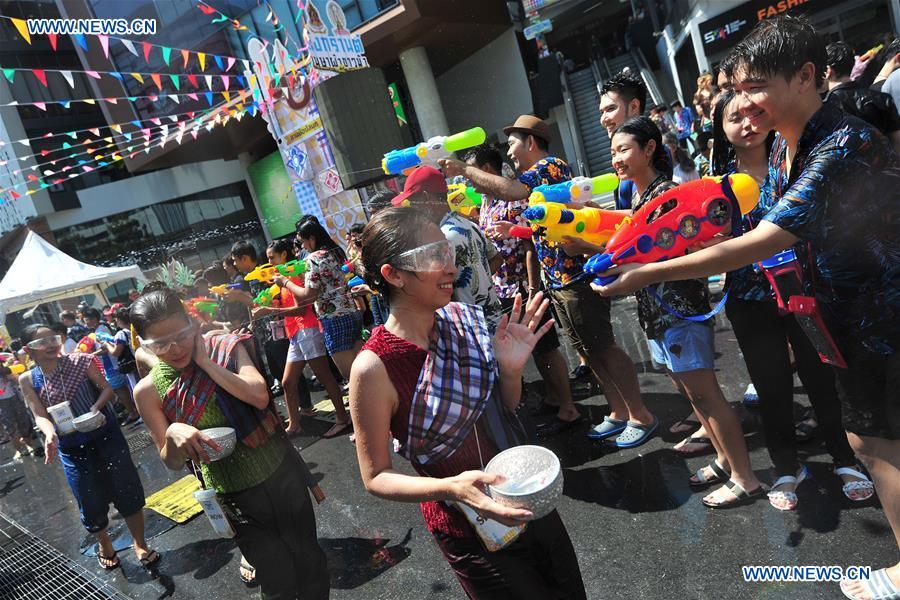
[139,323,194,355]
[392,240,455,272]
[26,335,62,350]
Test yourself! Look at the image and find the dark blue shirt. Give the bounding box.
[719,160,776,303]
[762,104,900,354]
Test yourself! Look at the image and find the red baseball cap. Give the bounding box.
[391,166,448,206]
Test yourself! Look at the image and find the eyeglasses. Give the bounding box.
[26,335,62,350]
[139,323,194,355]
[392,240,456,272]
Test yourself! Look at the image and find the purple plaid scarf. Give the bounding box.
[408,303,524,465]
[161,333,281,449]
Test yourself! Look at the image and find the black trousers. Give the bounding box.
[432,510,586,600]
[221,447,329,599]
[726,298,856,476]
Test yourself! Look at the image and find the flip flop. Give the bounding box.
[840,568,900,600]
[703,479,766,509]
[615,417,658,448]
[98,552,120,570]
[834,466,875,502]
[669,414,701,434]
[138,549,161,569]
[674,435,713,457]
[536,414,583,438]
[586,416,627,440]
[689,459,730,488]
[323,420,351,438]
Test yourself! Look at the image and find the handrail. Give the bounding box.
[559,68,589,177]
[631,47,665,107]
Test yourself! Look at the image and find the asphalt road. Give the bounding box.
[0,293,894,599]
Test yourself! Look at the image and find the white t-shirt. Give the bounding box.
[672,164,699,184]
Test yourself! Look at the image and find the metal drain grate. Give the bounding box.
[125,431,154,454]
[0,511,133,600]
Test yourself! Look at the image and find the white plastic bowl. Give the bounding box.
[485,445,563,520]
[202,427,237,461]
[72,411,105,433]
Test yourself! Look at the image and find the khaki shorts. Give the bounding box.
[547,281,615,359]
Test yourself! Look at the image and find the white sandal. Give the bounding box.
[767,465,810,511]
[834,466,875,502]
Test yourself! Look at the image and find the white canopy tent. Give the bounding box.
[0,231,145,320]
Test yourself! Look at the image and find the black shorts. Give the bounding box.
[499,296,560,357]
[837,342,899,440]
[548,281,615,359]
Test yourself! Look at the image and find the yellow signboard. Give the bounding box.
[145,475,203,523]
[283,116,323,146]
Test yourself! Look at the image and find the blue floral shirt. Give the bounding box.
[518,157,589,289]
[762,104,900,354]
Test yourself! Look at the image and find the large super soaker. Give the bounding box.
[527,173,619,205]
[584,174,760,286]
[382,127,486,175]
[447,183,483,217]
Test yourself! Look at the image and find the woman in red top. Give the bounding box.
[350,207,585,599]
[255,239,348,438]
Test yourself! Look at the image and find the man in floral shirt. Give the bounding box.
[440,116,657,447]
[465,144,580,435]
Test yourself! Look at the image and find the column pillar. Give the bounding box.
[399,46,449,139]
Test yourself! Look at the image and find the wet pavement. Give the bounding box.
[0,293,895,599]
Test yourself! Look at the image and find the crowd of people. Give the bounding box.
[0,14,897,600]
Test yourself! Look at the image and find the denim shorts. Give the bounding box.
[321,312,363,354]
[647,321,716,373]
[59,427,145,533]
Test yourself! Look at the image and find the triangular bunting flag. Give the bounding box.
[162,46,172,65]
[222,75,229,91]
[236,75,245,88]
[181,49,190,68]
[47,33,57,51]
[142,128,151,139]
[109,71,123,81]
[170,94,180,104]
[105,97,118,104]
[198,52,206,70]
[58,70,74,88]
[60,100,71,109]
[110,124,122,133]
[222,90,230,102]
[121,39,138,56]
[85,70,101,79]
[127,96,137,102]
[2,69,13,83]
[11,18,31,44]
[123,132,132,141]
[82,98,96,105]
[98,35,109,58]
[169,74,180,90]
[74,34,88,51]
[142,42,152,62]
[187,92,198,101]
[187,74,198,88]
[89,128,100,136]
[214,55,223,70]
[131,72,144,84]
[151,73,162,90]
[32,69,48,87]
[34,102,46,111]
[191,130,198,140]
[150,117,161,126]
[104,137,112,143]
[67,131,78,139]
[204,75,213,90]
[205,91,213,106]
[168,115,178,122]
[242,59,250,71]
[131,120,141,128]
[226,57,235,71]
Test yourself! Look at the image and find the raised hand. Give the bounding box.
[492,292,554,376]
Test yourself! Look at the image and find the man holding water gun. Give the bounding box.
[440,115,657,447]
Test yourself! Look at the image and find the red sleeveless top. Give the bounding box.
[362,325,499,538]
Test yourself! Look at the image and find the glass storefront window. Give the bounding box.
[54,181,266,274]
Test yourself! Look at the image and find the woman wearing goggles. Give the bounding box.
[130,290,329,598]
[348,208,586,599]
[18,324,158,571]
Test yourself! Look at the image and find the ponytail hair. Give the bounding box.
[613,116,672,175]
[267,237,296,262]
